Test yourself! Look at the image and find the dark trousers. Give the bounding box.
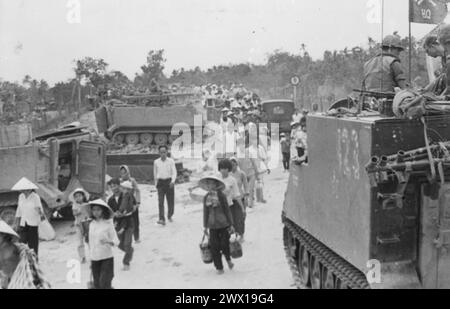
[230,201,245,236]
[282,152,290,170]
[133,209,140,241]
[118,227,134,266]
[19,224,39,256]
[91,258,114,289]
[209,228,231,271]
[157,179,175,221]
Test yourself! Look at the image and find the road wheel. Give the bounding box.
[336,278,349,289]
[286,230,297,258]
[115,134,125,144]
[298,246,310,286]
[140,133,153,146]
[322,267,336,289]
[154,134,168,145]
[125,134,139,145]
[0,206,17,226]
[310,257,322,289]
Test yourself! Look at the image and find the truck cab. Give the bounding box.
[261,100,295,134]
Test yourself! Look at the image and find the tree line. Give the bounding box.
[0,34,430,122]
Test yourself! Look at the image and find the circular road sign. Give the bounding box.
[291,76,300,86]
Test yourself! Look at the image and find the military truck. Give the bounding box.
[261,100,295,135]
[0,124,106,226]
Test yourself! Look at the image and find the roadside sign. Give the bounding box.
[291,76,300,86]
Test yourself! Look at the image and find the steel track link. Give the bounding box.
[283,215,370,289]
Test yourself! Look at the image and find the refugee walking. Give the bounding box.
[154,145,177,226]
[87,199,119,289]
[200,176,235,275]
[12,177,45,257]
[119,165,141,243]
[70,188,91,263]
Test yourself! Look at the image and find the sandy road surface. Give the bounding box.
[39,165,294,289]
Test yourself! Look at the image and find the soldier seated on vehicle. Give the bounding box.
[362,34,407,93]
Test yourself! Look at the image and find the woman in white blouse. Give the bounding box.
[12,178,45,257]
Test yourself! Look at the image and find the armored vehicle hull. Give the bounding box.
[283,113,450,289]
[0,126,106,225]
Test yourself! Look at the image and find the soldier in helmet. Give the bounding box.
[363,34,407,93]
[422,24,450,95]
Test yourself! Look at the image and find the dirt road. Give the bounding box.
[39,165,294,289]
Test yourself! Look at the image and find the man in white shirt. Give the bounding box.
[153,145,178,226]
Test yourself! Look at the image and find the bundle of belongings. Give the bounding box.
[6,243,51,289]
[392,89,450,119]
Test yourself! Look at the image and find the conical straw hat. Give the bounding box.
[70,188,90,202]
[198,176,226,192]
[0,220,19,239]
[88,199,114,216]
[11,177,38,191]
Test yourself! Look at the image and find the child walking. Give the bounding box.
[116,181,136,271]
[87,199,119,289]
[70,188,90,263]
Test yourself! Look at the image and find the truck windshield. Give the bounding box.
[263,102,294,120]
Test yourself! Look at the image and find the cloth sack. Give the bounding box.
[38,219,56,241]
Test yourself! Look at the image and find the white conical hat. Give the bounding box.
[88,199,113,215]
[70,188,90,202]
[11,177,38,191]
[198,176,226,192]
[0,220,19,239]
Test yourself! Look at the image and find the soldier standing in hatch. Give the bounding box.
[362,34,407,93]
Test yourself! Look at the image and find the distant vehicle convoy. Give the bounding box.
[0,125,106,226]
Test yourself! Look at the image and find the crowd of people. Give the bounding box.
[0,76,309,288]
[0,144,182,289]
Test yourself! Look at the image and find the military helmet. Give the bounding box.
[382,34,404,50]
[438,24,450,45]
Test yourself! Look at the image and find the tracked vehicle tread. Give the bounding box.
[283,215,370,289]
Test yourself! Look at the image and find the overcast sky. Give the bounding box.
[0,0,442,85]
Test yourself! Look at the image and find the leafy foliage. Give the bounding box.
[134,49,167,87]
[166,36,429,110]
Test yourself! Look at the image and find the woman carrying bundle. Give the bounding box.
[200,176,235,275]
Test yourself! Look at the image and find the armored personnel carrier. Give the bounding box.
[95,92,204,182]
[283,90,450,288]
[96,93,204,151]
[0,124,106,226]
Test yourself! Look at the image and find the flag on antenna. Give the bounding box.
[410,0,448,24]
